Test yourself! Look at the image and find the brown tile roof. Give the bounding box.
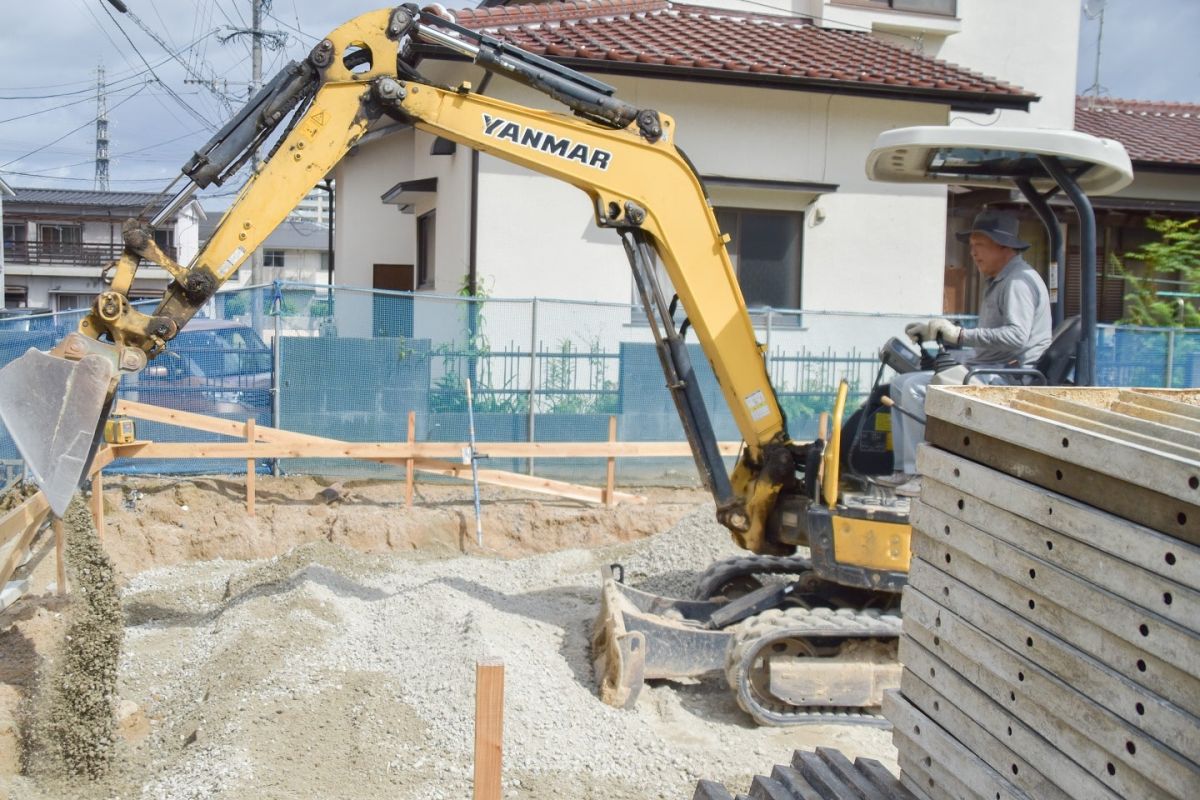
[432,0,1034,110]
[1075,96,1200,168]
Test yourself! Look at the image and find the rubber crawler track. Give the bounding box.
[725,606,902,727]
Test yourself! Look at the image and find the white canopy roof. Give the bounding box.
[866,126,1134,196]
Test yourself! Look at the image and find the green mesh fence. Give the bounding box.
[1,283,1196,491]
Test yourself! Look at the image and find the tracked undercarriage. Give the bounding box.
[593,552,902,726]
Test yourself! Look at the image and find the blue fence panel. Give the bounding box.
[3,285,1197,492]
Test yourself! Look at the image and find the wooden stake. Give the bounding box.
[92,471,104,542]
[246,417,256,517]
[604,415,617,507]
[818,411,830,442]
[52,518,66,596]
[473,659,504,800]
[405,410,415,508]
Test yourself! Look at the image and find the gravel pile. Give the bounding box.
[11,504,895,799]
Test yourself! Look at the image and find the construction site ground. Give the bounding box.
[0,475,897,799]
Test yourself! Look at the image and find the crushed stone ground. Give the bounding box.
[2,479,897,798]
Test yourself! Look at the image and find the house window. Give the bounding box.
[153,227,176,258]
[39,224,82,254]
[715,208,803,310]
[417,211,435,289]
[835,0,956,15]
[53,293,93,313]
[263,249,285,268]
[4,285,27,308]
[3,223,26,264]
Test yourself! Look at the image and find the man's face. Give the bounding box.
[968,232,1014,278]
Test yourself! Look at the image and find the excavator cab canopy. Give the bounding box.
[865,125,1133,388]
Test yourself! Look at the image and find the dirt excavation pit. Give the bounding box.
[1,475,898,798]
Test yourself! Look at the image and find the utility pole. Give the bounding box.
[94,65,110,191]
[1082,0,1108,109]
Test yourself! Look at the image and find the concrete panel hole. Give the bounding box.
[962,436,970,446]
[1011,764,1019,776]
[1028,568,1036,579]
[1025,637,1033,648]
[953,468,960,477]
[1189,475,1198,490]
[944,525,950,536]
[956,499,964,510]
[933,700,940,711]
[929,667,936,678]
[1178,512,1187,526]
[1028,599,1036,610]
[1009,690,1015,702]
[1047,506,1053,515]
[935,615,942,628]
[1135,702,1145,715]
[942,587,949,597]
[913,725,920,735]
[1006,726,1012,736]
[1136,659,1146,672]
[923,757,931,768]
[1165,552,1176,565]
[1138,623,1149,637]
[934,636,940,646]
[1126,741,1136,755]
[1017,671,1025,682]
[1163,592,1173,606]
[1045,540,1053,551]
[928,778,935,788]
[1061,437,1069,448]
[1106,763,1116,776]
[944,553,951,564]
[1055,469,1063,480]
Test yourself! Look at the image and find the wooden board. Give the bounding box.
[910,506,1198,676]
[909,531,1196,716]
[907,558,1198,757]
[902,652,1123,800]
[887,693,1029,800]
[0,493,50,590]
[902,585,1198,798]
[916,446,1200,588]
[917,479,1197,632]
[924,419,1199,545]
[924,387,1200,505]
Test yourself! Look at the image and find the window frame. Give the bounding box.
[263,249,286,268]
[715,206,805,312]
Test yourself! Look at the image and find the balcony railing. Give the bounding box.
[2,241,177,268]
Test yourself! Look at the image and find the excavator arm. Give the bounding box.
[0,5,803,553]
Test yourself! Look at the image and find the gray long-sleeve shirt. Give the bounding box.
[960,254,1051,367]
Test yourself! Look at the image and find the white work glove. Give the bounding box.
[905,318,962,345]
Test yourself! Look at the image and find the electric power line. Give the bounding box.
[0,83,148,169]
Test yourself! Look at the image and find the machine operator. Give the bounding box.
[883,209,1052,496]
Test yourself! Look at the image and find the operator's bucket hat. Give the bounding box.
[955,210,1030,251]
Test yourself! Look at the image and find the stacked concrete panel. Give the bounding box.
[692,747,917,800]
[888,387,1200,800]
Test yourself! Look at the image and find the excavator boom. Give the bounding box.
[0,5,793,547]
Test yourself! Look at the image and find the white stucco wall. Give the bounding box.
[933,0,1079,129]
[469,78,948,316]
[1108,170,1200,204]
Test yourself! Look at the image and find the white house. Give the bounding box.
[327,0,1051,346]
[1,188,204,311]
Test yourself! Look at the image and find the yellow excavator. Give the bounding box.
[0,5,1132,726]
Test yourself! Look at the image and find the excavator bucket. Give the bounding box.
[0,348,116,516]
[592,564,736,709]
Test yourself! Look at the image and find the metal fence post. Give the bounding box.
[1165,327,1176,388]
[527,297,539,474]
[765,308,774,379]
[271,283,283,476]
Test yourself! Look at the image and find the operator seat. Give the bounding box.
[964,314,1082,386]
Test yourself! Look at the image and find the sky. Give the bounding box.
[1,0,1196,201]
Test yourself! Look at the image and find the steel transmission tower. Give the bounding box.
[94,65,110,191]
